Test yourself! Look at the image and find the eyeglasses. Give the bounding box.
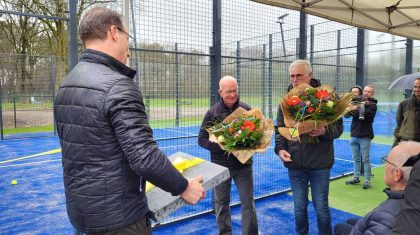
[290,73,308,80]
[115,26,134,39]
[381,156,402,169]
[115,26,134,48]
[222,89,238,95]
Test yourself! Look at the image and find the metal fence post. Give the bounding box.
[310,25,314,64]
[262,44,266,116]
[68,0,78,70]
[268,34,273,119]
[405,39,413,98]
[336,30,341,90]
[210,0,222,106]
[236,41,241,87]
[298,12,307,59]
[175,43,180,127]
[50,56,57,135]
[0,81,3,140]
[356,28,365,87]
[13,95,16,128]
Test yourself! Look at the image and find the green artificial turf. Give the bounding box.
[328,166,388,216]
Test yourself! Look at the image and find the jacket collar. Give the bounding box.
[383,188,404,199]
[80,49,136,79]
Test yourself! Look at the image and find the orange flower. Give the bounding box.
[287,96,302,106]
[228,127,235,134]
[241,120,255,131]
[316,90,330,99]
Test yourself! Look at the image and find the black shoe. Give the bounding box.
[363,181,371,189]
[345,178,360,185]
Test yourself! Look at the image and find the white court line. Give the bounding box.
[1,145,383,168]
[0,159,61,168]
[158,128,197,136]
[160,144,197,149]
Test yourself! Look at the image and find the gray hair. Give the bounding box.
[289,59,312,74]
[79,6,124,45]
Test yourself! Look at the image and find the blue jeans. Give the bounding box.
[350,137,372,180]
[288,168,332,235]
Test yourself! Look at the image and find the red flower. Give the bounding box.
[316,90,330,99]
[241,120,255,131]
[307,107,315,113]
[287,96,302,106]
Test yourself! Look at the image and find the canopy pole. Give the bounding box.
[405,39,413,98]
[356,28,365,87]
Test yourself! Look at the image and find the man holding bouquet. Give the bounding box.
[274,60,343,235]
[198,76,258,235]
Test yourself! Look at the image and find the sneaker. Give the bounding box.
[345,177,360,185]
[363,181,371,189]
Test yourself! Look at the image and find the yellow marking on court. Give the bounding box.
[0,148,61,164]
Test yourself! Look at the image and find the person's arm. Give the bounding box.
[197,110,224,153]
[274,105,292,162]
[105,78,192,196]
[318,117,344,140]
[393,102,403,146]
[364,100,377,119]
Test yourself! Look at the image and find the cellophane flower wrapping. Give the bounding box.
[279,83,353,143]
[208,107,274,164]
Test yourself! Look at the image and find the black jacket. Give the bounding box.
[393,154,420,235]
[198,99,251,169]
[351,189,404,235]
[275,79,343,169]
[54,49,188,233]
[346,97,378,139]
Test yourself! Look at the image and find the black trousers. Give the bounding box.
[76,215,152,235]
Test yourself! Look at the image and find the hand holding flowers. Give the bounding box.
[207,107,274,163]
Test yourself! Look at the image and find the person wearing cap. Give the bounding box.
[393,150,420,234]
[345,85,378,189]
[334,141,420,235]
[393,77,420,147]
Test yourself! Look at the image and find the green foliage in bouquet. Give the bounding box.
[209,115,264,152]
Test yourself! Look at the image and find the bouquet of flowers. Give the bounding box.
[279,83,353,143]
[207,107,274,164]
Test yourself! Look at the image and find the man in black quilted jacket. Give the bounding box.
[54,6,204,234]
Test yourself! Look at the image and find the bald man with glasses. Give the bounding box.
[334,141,420,235]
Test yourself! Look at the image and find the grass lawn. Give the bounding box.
[328,166,387,216]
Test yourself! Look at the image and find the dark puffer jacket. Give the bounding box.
[346,97,378,139]
[351,189,404,235]
[54,49,188,233]
[275,79,343,169]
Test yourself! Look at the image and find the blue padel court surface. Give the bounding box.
[0,122,392,234]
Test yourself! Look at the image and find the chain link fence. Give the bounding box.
[0,0,418,227]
